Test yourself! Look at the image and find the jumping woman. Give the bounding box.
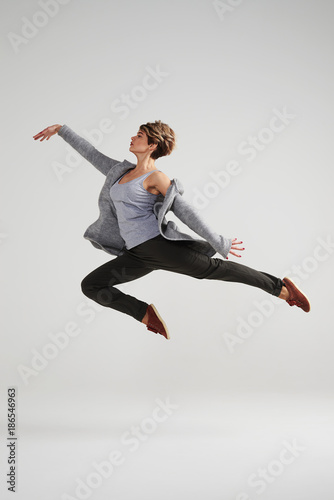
[33,121,310,340]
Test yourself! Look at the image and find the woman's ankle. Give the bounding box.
[278,285,290,300]
[141,309,149,324]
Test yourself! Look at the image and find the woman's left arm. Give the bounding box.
[152,171,171,196]
[172,194,233,258]
[153,172,243,259]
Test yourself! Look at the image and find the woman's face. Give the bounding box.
[129,129,152,155]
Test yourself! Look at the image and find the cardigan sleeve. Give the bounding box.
[171,194,232,259]
[58,125,122,176]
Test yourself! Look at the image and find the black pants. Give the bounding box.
[81,235,284,322]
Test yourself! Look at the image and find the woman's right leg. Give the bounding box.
[80,251,153,322]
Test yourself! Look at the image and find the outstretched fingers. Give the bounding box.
[226,237,245,259]
[33,129,48,141]
[33,125,59,141]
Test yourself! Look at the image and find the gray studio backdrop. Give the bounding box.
[1,1,334,499]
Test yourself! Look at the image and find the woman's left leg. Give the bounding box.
[131,236,309,313]
[128,235,284,297]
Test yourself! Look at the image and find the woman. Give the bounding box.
[33,120,310,340]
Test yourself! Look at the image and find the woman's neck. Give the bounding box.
[133,153,156,172]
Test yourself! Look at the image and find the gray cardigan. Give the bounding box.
[57,125,232,259]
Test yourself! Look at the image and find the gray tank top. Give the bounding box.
[109,170,161,249]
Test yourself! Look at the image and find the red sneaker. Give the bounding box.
[282,277,311,313]
[146,304,170,339]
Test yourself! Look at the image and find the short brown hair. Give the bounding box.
[139,120,176,160]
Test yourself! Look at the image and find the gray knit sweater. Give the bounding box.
[57,125,232,259]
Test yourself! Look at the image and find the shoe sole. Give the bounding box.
[150,304,170,339]
[283,277,311,313]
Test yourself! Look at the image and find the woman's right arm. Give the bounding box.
[33,124,62,140]
[33,124,121,176]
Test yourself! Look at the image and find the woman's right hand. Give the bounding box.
[33,124,62,141]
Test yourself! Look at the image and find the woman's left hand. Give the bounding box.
[226,238,245,259]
